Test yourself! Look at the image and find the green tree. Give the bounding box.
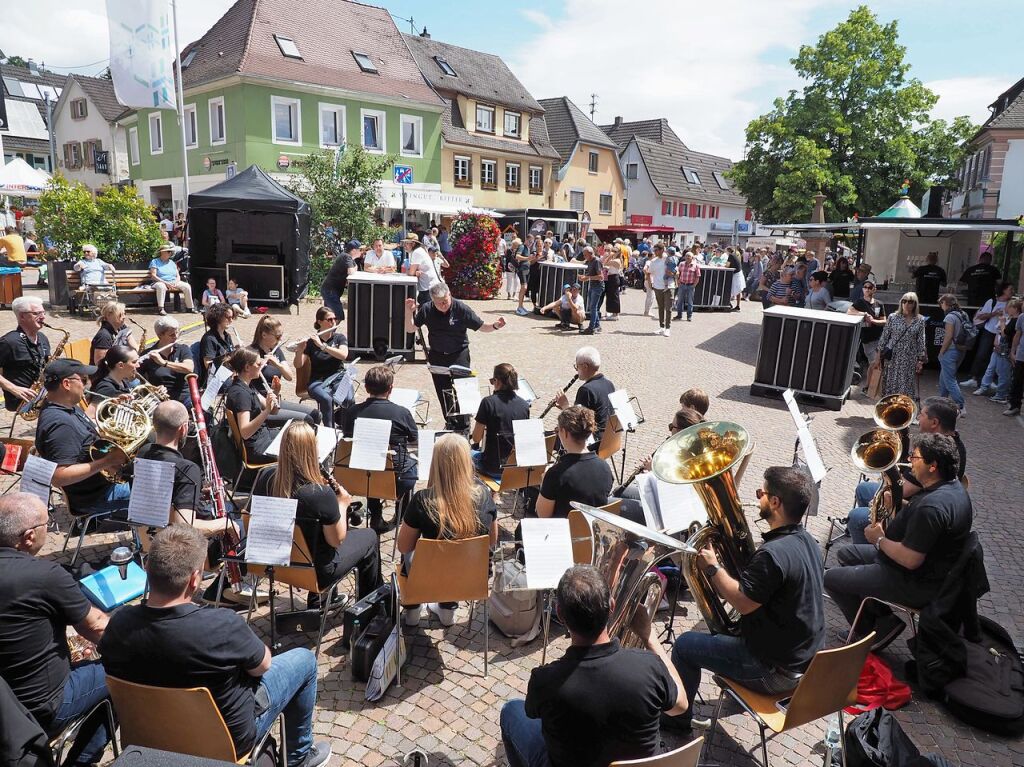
[92,185,163,261]
[287,146,396,294]
[730,6,977,223]
[35,175,98,259]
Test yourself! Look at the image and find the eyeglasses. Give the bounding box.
[18,521,47,537]
[909,453,924,462]
[20,310,46,317]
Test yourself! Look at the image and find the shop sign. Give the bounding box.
[629,214,653,226]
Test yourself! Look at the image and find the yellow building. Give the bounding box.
[404,33,559,211]
[538,97,625,227]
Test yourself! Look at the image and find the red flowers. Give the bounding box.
[442,213,504,299]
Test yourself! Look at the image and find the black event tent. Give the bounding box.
[187,165,311,305]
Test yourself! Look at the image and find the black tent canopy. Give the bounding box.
[187,165,312,305]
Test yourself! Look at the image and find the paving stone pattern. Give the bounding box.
[5,287,1022,766]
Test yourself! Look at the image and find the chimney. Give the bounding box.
[27,58,39,74]
[613,116,622,127]
[420,27,430,38]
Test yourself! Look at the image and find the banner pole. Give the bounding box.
[171,0,191,215]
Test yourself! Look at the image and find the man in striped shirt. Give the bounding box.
[673,251,702,322]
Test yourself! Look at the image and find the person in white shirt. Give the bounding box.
[539,283,586,329]
[961,281,1014,389]
[362,238,397,273]
[422,227,440,252]
[159,214,174,234]
[644,243,673,336]
[73,244,115,287]
[404,233,440,305]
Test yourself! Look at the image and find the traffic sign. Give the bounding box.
[394,165,413,185]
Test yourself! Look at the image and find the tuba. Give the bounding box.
[850,394,917,524]
[651,420,756,636]
[17,323,71,422]
[89,384,168,481]
[571,503,688,648]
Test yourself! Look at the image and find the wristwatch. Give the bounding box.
[875,535,885,552]
[703,564,720,579]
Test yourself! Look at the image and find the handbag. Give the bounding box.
[866,360,884,399]
[880,318,915,362]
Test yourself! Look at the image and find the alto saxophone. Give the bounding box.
[17,323,71,422]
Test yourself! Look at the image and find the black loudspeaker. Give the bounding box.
[111,746,237,766]
[225,263,285,305]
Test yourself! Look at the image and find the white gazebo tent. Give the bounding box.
[0,158,52,198]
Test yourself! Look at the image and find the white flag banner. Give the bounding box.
[106,0,177,109]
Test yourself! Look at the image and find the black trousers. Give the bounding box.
[1009,359,1024,409]
[428,347,472,430]
[969,329,996,380]
[321,527,382,598]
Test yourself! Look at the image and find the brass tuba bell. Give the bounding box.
[849,394,917,524]
[651,420,756,636]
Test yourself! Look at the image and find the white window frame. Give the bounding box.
[599,193,613,215]
[505,162,520,190]
[569,189,585,212]
[528,165,543,193]
[318,102,346,148]
[475,104,495,133]
[361,109,386,154]
[588,151,599,174]
[148,112,163,155]
[271,95,302,146]
[481,159,497,188]
[183,103,198,149]
[454,155,471,185]
[399,114,423,158]
[503,110,521,138]
[128,127,140,166]
[209,97,226,145]
[626,162,639,180]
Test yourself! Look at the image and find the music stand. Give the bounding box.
[496,463,547,518]
[615,395,646,483]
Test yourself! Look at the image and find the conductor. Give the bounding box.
[405,283,506,430]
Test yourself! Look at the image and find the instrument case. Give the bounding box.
[350,614,393,683]
[342,582,394,649]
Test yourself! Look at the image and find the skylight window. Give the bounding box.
[181,50,197,69]
[434,55,457,77]
[682,166,701,185]
[713,170,729,190]
[352,51,378,74]
[274,35,303,60]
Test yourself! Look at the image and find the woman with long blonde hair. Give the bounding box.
[253,422,380,605]
[91,300,139,365]
[396,434,498,627]
[876,290,927,400]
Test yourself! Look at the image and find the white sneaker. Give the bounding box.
[427,602,457,627]
[663,328,671,337]
[224,582,269,605]
[654,328,664,336]
[972,387,992,396]
[402,606,423,627]
[959,378,978,389]
[958,406,966,418]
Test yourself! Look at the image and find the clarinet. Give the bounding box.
[320,464,363,527]
[612,462,647,496]
[539,374,579,418]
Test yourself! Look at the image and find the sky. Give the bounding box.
[1,0,1017,159]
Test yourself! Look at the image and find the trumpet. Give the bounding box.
[540,374,579,418]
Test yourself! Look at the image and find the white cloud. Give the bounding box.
[926,76,1017,125]
[511,0,832,160]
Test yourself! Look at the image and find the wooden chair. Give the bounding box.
[63,337,92,365]
[105,676,284,765]
[224,410,275,505]
[597,414,625,483]
[609,737,703,766]
[708,632,874,766]
[396,535,491,675]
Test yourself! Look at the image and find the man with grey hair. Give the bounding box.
[404,283,506,430]
[553,346,616,444]
[73,244,115,287]
[579,246,606,335]
[0,493,113,766]
[99,525,331,767]
[0,296,51,411]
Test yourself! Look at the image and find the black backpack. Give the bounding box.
[832,708,952,767]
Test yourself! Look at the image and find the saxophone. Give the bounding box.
[17,323,71,422]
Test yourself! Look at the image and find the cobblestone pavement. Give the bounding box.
[5,284,1023,767]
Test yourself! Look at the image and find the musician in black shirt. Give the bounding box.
[536,406,613,519]
[404,282,506,430]
[89,301,137,365]
[139,315,194,405]
[294,307,349,427]
[249,315,320,427]
[198,303,236,386]
[87,346,139,412]
[471,363,530,478]
[553,346,616,444]
[959,251,1002,308]
[0,296,51,411]
[223,348,280,464]
[666,467,824,736]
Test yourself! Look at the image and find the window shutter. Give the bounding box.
[84,141,94,168]
[62,143,70,167]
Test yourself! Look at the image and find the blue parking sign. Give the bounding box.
[394,165,413,185]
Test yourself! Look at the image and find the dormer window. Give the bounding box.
[274,35,302,60]
[434,56,457,77]
[352,52,378,74]
[713,171,729,190]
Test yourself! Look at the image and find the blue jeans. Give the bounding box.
[501,699,551,767]
[980,353,1013,398]
[48,660,112,767]
[321,287,344,320]
[77,482,131,517]
[847,480,881,544]
[674,283,695,319]
[671,632,798,718]
[306,380,335,426]
[471,449,503,480]
[938,348,965,408]
[586,283,605,330]
[253,648,317,765]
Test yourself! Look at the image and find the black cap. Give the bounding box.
[44,358,97,385]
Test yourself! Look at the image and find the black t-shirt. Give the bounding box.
[413,299,484,356]
[829,269,854,299]
[880,479,972,582]
[403,483,495,541]
[305,332,348,381]
[585,258,604,283]
[199,330,235,384]
[960,263,1002,307]
[852,298,885,343]
[913,264,947,303]
[35,402,111,507]
[90,375,132,403]
[139,343,192,403]
[0,328,50,410]
[539,452,613,518]
[250,344,286,385]
[576,374,615,442]
[135,442,202,518]
[339,397,417,470]
[224,380,269,454]
[525,639,677,767]
[89,320,128,362]
[99,603,266,757]
[322,252,355,292]
[475,391,531,474]
[738,525,824,673]
[0,549,92,727]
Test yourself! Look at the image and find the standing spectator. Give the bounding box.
[806,271,832,310]
[502,238,519,300]
[936,294,969,414]
[848,281,887,372]
[422,227,440,252]
[579,247,605,336]
[674,249,701,322]
[645,244,672,336]
[975,299,1021,404]
[158,211,174,236]
[405,233,441,306]
[727,247,745,310]
[876,291,926,400]
[1003,306,1024,416]
[526,238,548,312]
[789,263,808,307]
[849,263,874,303]
[148,243,196,316]
[959,281,1014,390]
[602,246,623,319]
[320,239,359,321]
[766,268,801,307]
[437,225,451,257]
[173,212,187,245]
[19,207,36,236]
[958,252,1002,308]
[745,250,766,301]
[828,256,855,299]
[913,252,947,304]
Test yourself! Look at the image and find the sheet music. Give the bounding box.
[417,430,437,481]
[349,418,391,471]
[200,364,233,411]
[520,518,574,590]
[127,458,175,527]
[20,454,57,506]
[315,426,344,464]
[244,496,297,566]
[608,389,638,430]
[512,419,547,467]
[782,389,806,432]
[515,378,537,404]
[654,479,707,534]
[426,365,453,376]
[452,376,482,415]
[263,420,299,457]
[389,387,421,413]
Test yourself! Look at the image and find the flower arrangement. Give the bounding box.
[442,212,503,299]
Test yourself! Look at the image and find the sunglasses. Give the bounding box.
[901,299,916,305]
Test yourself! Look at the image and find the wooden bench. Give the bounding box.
[66,270,182,314]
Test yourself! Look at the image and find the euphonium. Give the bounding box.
[89,384,168,481]
[850,395,917,524]
[651,420,756,636]
[571,503,688,648]
[17,323,71,422]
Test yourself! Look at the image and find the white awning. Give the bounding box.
[378,182,474,216]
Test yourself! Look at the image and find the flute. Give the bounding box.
[138,342,176,363]
[539,374,579,418]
